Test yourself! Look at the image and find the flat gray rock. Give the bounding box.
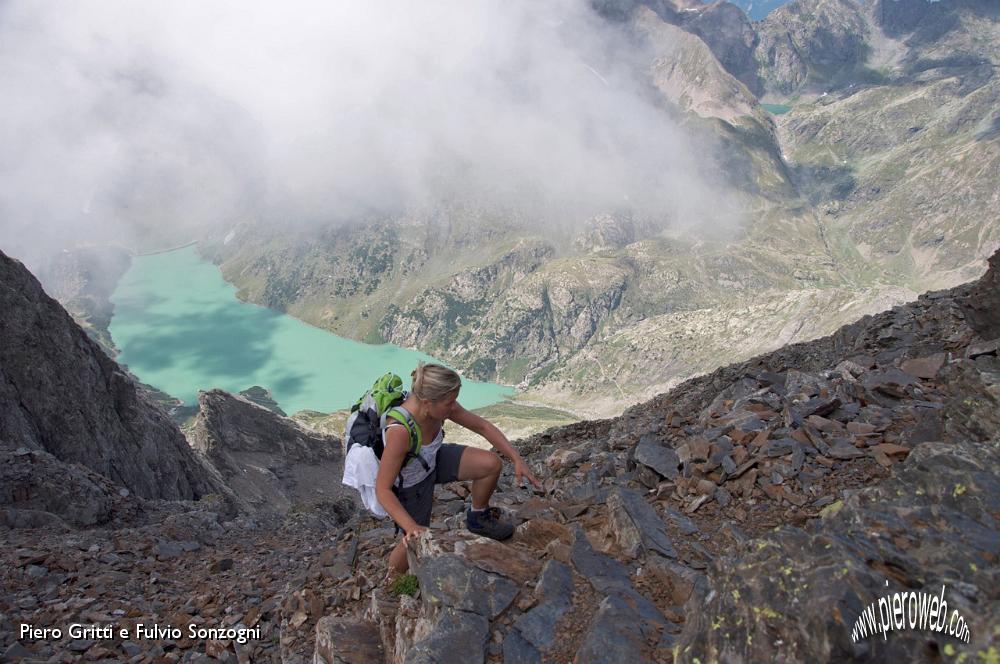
[633,435,680,479]
[415,554,518,619]
[405,608,489,664]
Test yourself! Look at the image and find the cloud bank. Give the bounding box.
[0,0,739,264]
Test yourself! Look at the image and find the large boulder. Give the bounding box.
[963,248,1000,340]
[187,389,352,515]
[0,448,141,528]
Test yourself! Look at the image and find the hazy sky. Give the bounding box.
[0,0,739,264]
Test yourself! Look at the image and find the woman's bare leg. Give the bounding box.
[389,538,408,574]
[457,448,503,510]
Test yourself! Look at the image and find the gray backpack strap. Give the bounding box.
[380,406,429,473]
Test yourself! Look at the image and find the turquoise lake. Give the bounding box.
[761,103,792,115]
[108,246,514,413]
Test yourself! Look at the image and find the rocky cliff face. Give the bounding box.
[187,389,352,516]
[637,9,765,123]
[0,249,223,505]
[676,0,762,93]
[755,0,871,94]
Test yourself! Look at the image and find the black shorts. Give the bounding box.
[394,443,467,529]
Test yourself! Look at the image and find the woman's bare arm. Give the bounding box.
[449,402,542,488]
[375,426,422,534]
[449,402,520,459]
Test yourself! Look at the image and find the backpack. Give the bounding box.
[343,372,429,485]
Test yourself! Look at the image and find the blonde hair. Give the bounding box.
[411,362,461,401]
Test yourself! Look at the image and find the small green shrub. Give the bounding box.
[390,573,419,597]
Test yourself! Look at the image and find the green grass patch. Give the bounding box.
[390,574,419,597]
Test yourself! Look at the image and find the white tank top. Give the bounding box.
[383,418,444,489]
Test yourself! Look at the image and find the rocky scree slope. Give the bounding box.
[311,250,999,663]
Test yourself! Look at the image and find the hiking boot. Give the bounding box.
[465,506,514,541]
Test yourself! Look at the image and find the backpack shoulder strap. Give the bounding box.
[381,406,422,453]
[381,406,428,472]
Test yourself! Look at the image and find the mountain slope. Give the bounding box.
[189,0,996,423]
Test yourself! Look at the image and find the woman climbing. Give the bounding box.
[375,362,542,574]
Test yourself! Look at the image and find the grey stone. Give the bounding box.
[764,438,796,457]
[121,642,142,657]
[606,488,677,559]
[534,560,573,605]
[710,437,734,456]
[3,643,32,660]
[633,435,680,479]
[570,525,671,627]
[509,561,574,652]
[502,629,541,664]
[575,594,672,664]
[828,444,865,460]
[966,338,1000,359]
[405,608,489,664]
[661,507,700,536]
[863,368,918,398]
[515,601,571,651]
[154,541,186,560]
[569,525,634,594]
[800,397,841,418]
[813,495,836,508]
[738,416,767,432]
[415,554,518,619]
[314,616,383,664]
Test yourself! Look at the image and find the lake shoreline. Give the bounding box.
[108,245,515,414]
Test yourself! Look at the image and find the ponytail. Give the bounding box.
[411,362,461,401]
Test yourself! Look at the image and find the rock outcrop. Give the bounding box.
[187,389,352,516]
[963,246,1000,339]
[0,249,223,504]
[676,436,999,662]
[636,9,765,124]
[675,0,761,93]
[755,0,870,95]
[1,448,142,529]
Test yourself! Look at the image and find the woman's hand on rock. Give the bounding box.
[514,459,543,490]
[403,525,428,544]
